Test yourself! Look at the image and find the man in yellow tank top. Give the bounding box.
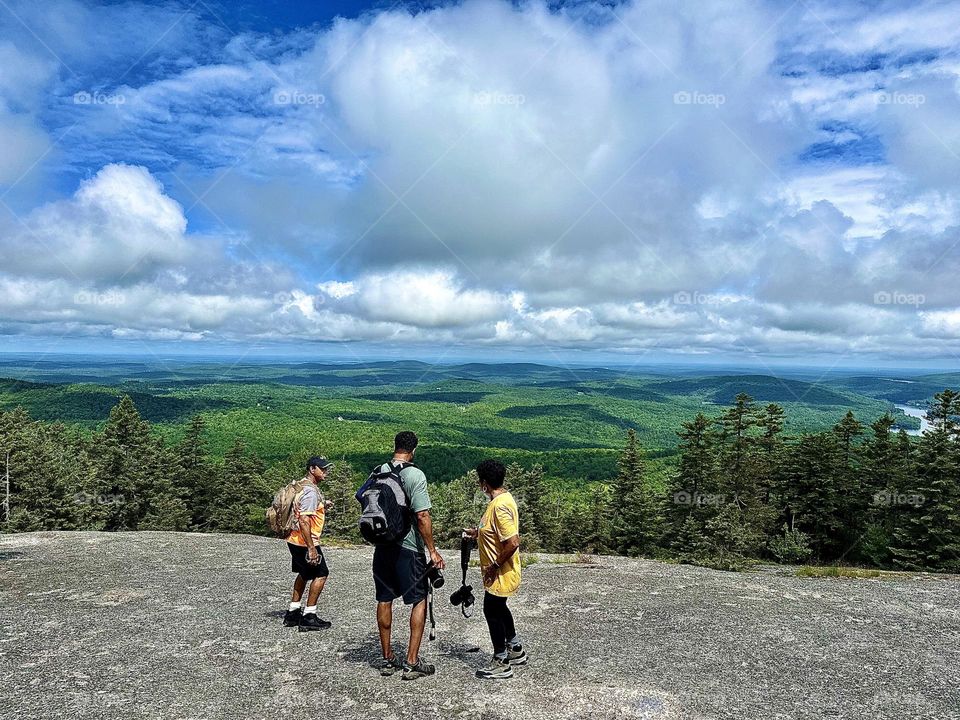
[464,459,527,679]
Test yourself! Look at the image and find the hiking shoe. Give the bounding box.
[402,657,436,681]
[506,646,527,665]
[297,613,332,631]
[282,608,302,627]
[379,655,403,676]
[476,656,513,679]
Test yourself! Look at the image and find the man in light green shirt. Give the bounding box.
[371,431,445,681]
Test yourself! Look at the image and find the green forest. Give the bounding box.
[3,370,958,573]
[0,358,936,487]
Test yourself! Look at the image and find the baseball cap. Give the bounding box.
[307,456,334,470]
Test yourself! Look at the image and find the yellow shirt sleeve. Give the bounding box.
[493,498,519,541]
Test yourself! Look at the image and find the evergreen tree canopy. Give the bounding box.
[2,389,959,573]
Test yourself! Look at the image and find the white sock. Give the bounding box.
[289,602,302,611]
[303,605,317,615]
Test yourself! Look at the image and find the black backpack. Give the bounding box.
[356,461,415,545]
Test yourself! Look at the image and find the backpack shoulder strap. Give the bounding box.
[291,482,314,516]
[380,460,415,477]
[355,470,379,503]
[379,461,412,506]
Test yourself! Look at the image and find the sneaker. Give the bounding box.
[379,655,402,677]
[506,645,527,666]
[402,657,436,681]
[297,613,332,631]
[282,608,302,627]
[476,656,513,679]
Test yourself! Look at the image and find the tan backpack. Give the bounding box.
[266,478,308,538]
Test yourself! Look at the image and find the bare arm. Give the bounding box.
[494,534,520,567]
[416,509,445,570]
[299,515,318,562]
[483,534,520,585]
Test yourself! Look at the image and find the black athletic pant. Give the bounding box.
[483,591,516,656]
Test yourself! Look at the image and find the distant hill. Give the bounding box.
[647,375,855,406]
[0,359,947,480]
[827,375,959,406]
[0,378,234,424]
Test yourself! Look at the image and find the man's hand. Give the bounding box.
[324,500,335,511]
[462,527,478,539]
[307,546,319,565]
[415,509,445,570]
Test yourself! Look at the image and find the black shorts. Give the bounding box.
[288,542,330,580]
[372,544,428,605]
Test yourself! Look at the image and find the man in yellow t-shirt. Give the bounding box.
[284,456,335,632]
[464,459,526,680]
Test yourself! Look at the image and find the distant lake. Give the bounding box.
[895,404,931,436]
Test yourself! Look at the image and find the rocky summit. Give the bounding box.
[1,531,958,720]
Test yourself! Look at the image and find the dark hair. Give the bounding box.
[394,430,419,453]
[476,459,506,489]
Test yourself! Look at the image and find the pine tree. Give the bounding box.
[697,504,765,571]
[582,483,612,554]
[673,414,717,498]
[891,391,960,571]
[321,460,362,542]
[433,470,487,549]
[176,415,216,530]
[756,404,786,450]
[610,428,642,553]
[91,396,154,530]
[137,444,189,531]
[755,403,786,502]
[2,412,80,530]
[139,490,191,531]
[0,408,107,531]
[927,389,959,436]
[717,393,759,502]
[777,432,855,561]
[833,411,865,469]
[665,414,717,553]
[207,438,272,534]
[832,410,866,550]
[609,429,662,557]
[86,396,189,531]
[669,411,764,572]
[857,416,912,566]
[505,463,557,551]
[708,395,776,564]
[861,415,898,498]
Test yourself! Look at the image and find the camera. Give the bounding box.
[450,583,475,616]
[425,562,444,589]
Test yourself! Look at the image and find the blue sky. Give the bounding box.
[1,0,959,367]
